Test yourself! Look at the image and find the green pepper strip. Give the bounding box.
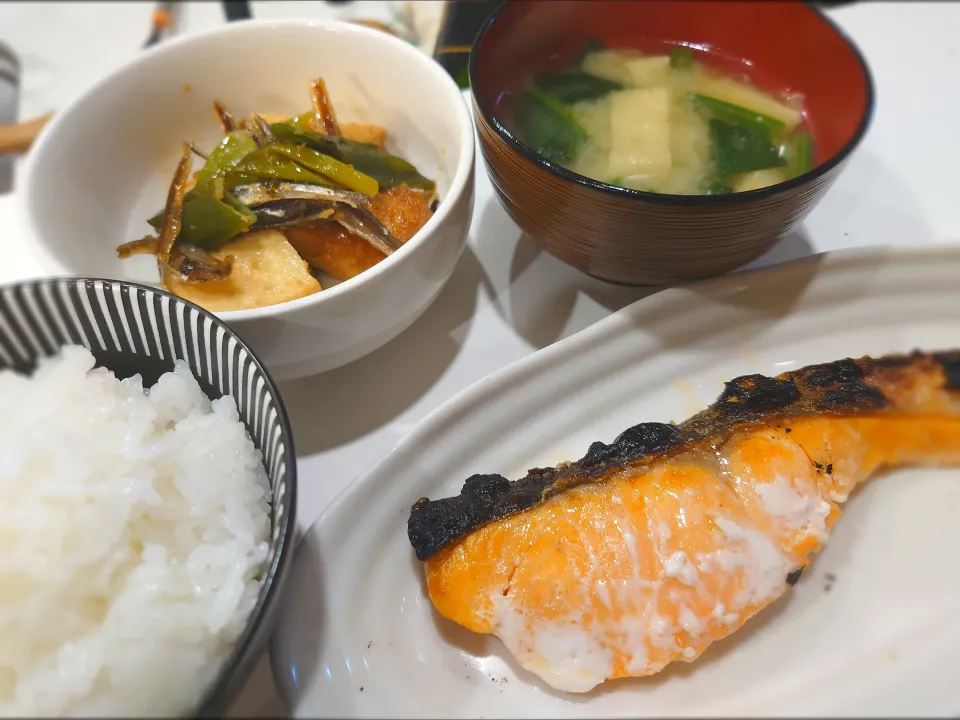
[288,110,318,132]
[195,130,259,190]
[147,130,259,230]
[228,149,332,186]
[269,122,436,190]
[221,191,258,221]
[176,194,255,251]
[266,143,379,195]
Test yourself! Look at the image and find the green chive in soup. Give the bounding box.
[512,43,814,195]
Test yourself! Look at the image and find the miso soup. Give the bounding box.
[511,43,813,195]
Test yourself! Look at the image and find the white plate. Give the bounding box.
[272,246,960,718]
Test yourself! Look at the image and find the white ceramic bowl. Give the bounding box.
[20,19,475,381]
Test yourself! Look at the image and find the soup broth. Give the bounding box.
[511,43,813,195]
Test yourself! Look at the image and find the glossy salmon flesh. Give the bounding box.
[407,352,960,693]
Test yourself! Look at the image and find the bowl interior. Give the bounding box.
[0,278,296,716]
[25,21,465,288]
[473,0,871,172]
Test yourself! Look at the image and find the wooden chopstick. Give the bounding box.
[0,112,51,155]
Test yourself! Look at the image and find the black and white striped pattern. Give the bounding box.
[0,277,296,714]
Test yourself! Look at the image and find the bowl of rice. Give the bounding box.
[0,277,296,717]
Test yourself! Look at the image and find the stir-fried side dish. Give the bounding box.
[511,42,813,195]
[118,78,438,312]
[408,350,960,692]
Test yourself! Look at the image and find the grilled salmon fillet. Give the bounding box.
[407,351,960,693]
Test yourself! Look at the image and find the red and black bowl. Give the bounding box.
[470,0,875,285]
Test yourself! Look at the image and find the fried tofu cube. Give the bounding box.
[340,122,388,149]
[284,224,385,282]
[365,184,435,243]
[257,112,290,124]
[165,230,321,312]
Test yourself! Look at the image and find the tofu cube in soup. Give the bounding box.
[607,87,672,181]
[624,55,671,87]
[731,167,791,193]
[582,50,636,86]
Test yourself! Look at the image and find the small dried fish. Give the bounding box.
[250,199,399,255]
[310,78,341,137]
[251,199,339,230]
[213,100,239,133]
[231,182,367,208]
[116,235,159,259]
[188,142,209,160]
[249,114,277,147]
[168,243,234,283]
[332,205,401,255]
[156,143,193,266]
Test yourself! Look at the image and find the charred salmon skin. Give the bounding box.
[407,351,960,693]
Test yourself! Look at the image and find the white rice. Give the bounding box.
[0,345,272,717]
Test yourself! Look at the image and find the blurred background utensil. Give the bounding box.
[222,0,253,22]
[0,41,18,191]
[0,112,49,156]
[143,0,176,48]
[431,0,500,89]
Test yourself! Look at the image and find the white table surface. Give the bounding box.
[1,1,959,715]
